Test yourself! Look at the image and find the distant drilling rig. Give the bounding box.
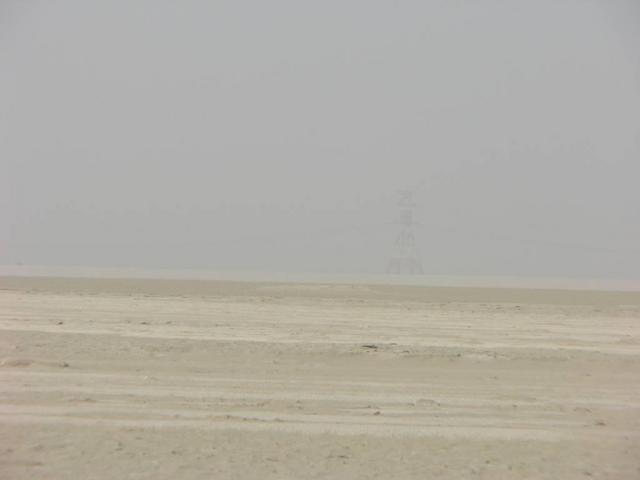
[386,189,424,274]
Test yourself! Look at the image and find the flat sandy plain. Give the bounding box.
[1,276,639,479]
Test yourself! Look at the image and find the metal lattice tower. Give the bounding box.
[386,189,424,275]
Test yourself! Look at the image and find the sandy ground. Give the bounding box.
[1,276,639,479]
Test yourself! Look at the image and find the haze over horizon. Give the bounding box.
[2,1,640,278]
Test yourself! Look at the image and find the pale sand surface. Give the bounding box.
[1,276,639,479]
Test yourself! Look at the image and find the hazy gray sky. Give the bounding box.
[2,0,640,277]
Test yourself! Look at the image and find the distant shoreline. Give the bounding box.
[2,275,640,308]
[0,264,638,293]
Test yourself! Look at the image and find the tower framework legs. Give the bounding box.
[386,190,424,275]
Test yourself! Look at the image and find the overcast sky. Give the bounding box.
[2,0,639,277]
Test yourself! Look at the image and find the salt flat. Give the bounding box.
[1,276,639,479]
